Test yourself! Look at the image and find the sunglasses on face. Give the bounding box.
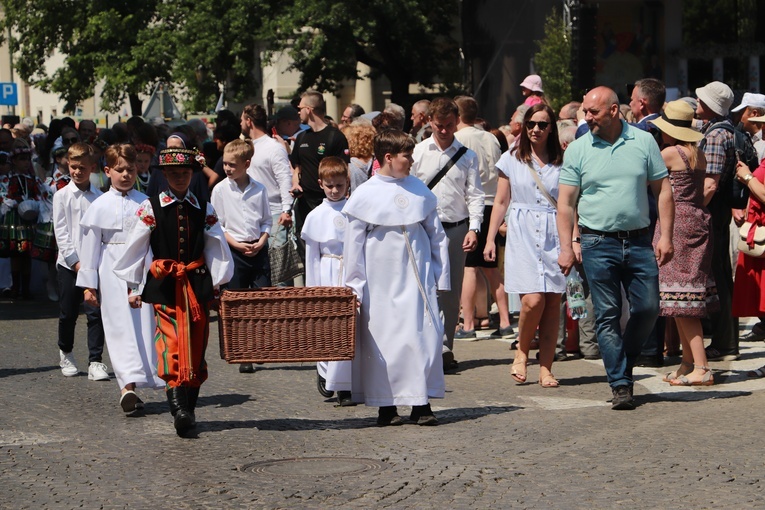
[12,153,30,161]
[525,121,550,130]
[63,137,78,144]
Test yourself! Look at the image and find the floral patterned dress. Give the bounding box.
[654,146,717,317]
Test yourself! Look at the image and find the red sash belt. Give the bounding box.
[150,257,205,384]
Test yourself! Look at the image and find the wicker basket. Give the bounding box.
[218,287,356,363]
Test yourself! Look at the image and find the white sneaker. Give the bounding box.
[59,350,79,377]
[88,362,110,381]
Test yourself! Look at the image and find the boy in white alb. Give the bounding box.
[210,139,272,373]
[301,156,354,406]
[77,144,164,415]
[343,130,450,426]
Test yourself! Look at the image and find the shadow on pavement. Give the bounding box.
[0,300,60,320]
[448,357,511,374]
[198,405,521,433]
[0,365,59,378]
[638,390,752,405]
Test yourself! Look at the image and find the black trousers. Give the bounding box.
[227,246,272,289]
[56,264,105,362]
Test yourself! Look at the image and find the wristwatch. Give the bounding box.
[470,228,480,234]
[743,174,754,185]
[572,236,581,243]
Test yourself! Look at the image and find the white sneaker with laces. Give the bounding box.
[88,362,110,381]
[59,350,79,377]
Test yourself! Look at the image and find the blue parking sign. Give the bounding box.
[0,83,18,106]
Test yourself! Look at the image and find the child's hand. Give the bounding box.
[498,221,508,236]
[128,294,142,309]
[83,288,99,307]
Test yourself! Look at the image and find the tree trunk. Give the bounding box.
[388,75,411,109]
[129,93,143,117]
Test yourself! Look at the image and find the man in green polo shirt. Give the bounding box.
[556,86,675,410]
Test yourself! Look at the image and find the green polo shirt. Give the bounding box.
[559,120,667,232]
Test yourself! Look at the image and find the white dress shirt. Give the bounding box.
[455,125,501,204]
[52,180,103,270]
[246,135,294,215]
[411,136,484,230]
[211,176,272,242]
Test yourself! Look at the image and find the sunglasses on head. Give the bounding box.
[525,120,550,130]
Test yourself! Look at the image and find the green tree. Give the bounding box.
[0,0,268,115]
[0,0,164,115]
[263,0,461,106]
[533,8,572,113]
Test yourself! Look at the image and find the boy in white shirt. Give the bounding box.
[301,156,354,406]
[210,139,272,373]
[52,143,106,380]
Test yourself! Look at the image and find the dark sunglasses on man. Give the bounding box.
[62,136,78,145]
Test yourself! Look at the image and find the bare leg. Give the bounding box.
[674,317,711,384]
[538,293,562,384]
[483,267,511,329]
[460,267,478,331]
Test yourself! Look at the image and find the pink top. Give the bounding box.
[524,96,543,107]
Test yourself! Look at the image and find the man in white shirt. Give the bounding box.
[410,100,431,142]
[241,104,293,228]
[453,96,513,341]
[412,97,484,370]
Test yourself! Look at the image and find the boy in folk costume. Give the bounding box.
[77,144,164,416]
[114,148,233,436]
[301,156,354,406]
[343,130,450,426]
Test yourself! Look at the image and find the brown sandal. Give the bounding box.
[510,357,527,384]
[662,360,693,382]
[539,373,559,388]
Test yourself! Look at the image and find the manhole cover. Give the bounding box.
[240,457,387,476]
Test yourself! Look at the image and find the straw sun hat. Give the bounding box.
[648,100,703,143]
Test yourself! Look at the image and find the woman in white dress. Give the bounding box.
[484,104,565,387]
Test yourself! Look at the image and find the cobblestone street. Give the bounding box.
[2,300,764,509]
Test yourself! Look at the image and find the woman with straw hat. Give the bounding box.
[648,100,717,386]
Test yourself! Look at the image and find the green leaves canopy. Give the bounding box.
[0,0,460,114]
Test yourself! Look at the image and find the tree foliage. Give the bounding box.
[534,8,572,113]
[0,0,461,114]
[263,0,462,106]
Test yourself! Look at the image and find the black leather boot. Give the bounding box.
[166,387,195,436]
[187,386,200,415]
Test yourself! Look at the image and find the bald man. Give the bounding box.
[557,86,675,410]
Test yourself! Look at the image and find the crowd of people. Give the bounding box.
[4,72,765,433]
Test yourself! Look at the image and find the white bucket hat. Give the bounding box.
[520,75,544,93]
[732,92,765,113]
[695,81,734,117]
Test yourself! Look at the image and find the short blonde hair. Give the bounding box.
[223,139,253,162]
[67,142,98,165]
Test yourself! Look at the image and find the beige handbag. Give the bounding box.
[738,221,765,258]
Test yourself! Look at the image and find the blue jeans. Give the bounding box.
[579,233,659,388]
